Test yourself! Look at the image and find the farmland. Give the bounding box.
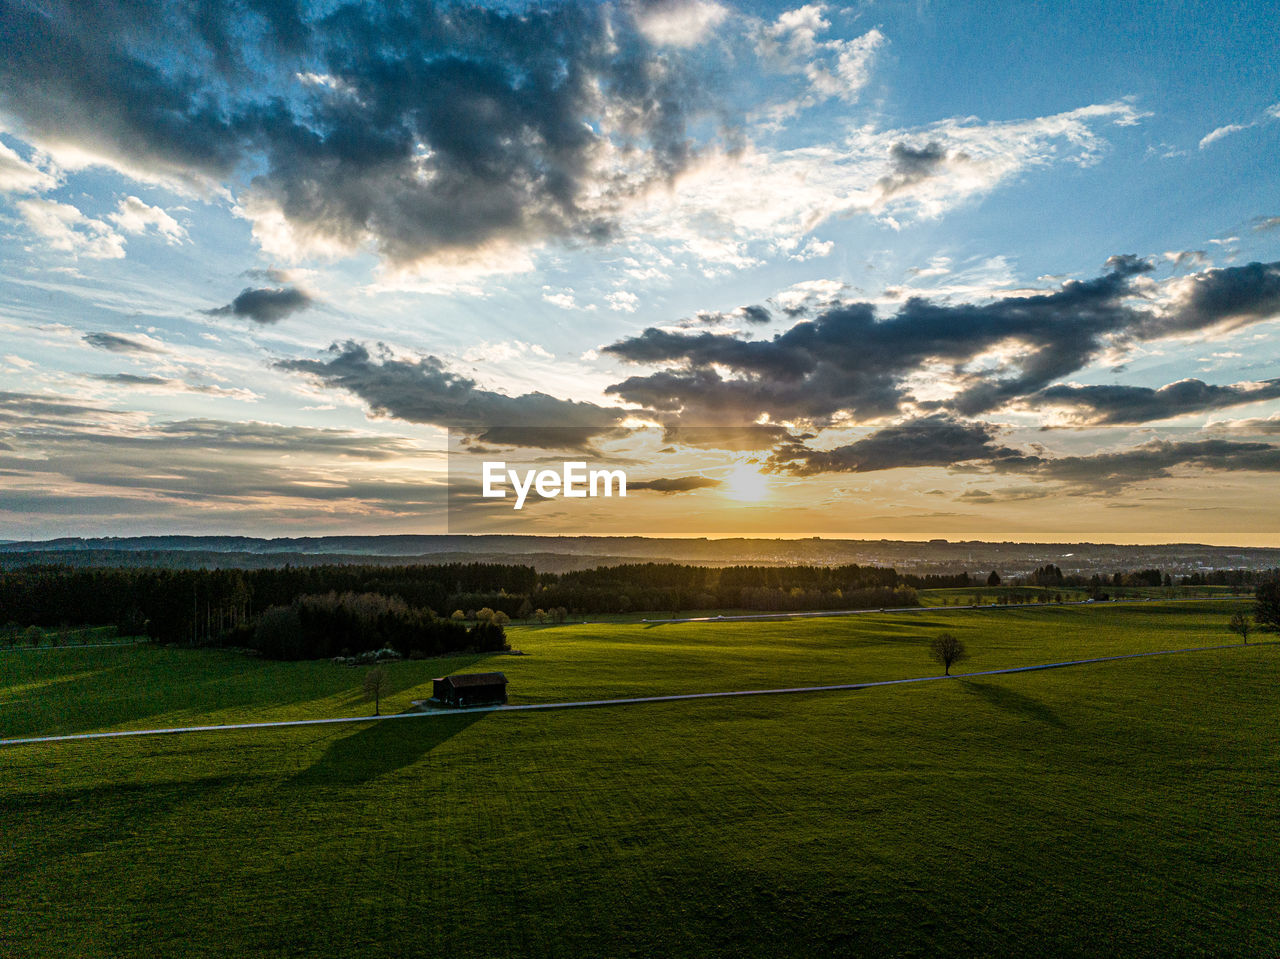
[2,599,1277,956]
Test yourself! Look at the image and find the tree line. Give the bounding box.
[4,562,1276,660]
[0,561,922,646]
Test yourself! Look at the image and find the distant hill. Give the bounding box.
[1,535,1278,577]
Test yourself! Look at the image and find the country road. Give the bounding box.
[2,639,1270,749]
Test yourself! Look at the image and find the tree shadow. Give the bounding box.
[958,679,1066,728]
[291,709,487,787]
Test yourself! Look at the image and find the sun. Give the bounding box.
[723,463,770,502]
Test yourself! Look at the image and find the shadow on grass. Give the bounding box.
[959,679,1066,728]
[292,709,486,787]
[3,776,244,883]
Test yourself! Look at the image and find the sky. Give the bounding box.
[0,0,1278,543]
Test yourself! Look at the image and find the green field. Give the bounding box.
[2,601,1277,956]
[0,600,1254,740]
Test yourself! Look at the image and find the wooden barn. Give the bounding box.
[431,672,508,708]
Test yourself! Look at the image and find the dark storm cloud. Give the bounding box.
[603,258,1280,427]
[277,341,627,449]
[82,332,164,354]
[987,438,1280,493]
[206,286,313,324]
[0,0,719,263]
[628,475,721,493]
[1029,378,1280,424]
[766,417,1018,475]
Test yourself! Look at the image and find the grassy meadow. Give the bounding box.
[1,599,1276,956]
[0,599,1255,740]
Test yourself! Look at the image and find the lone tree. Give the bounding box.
[1256,578,1280,632]
[1227,612,1253,644]
[987,570,1001,587]
[930,632,969,676]
[363,666,391,716]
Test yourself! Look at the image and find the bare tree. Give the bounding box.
[363,666,391,716]
[1227,612,1253,644]
[929,632,969,676]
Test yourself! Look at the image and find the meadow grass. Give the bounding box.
[1,639,1276,957]
[0,599,1254,740]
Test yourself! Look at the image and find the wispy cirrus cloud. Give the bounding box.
[81,331,167,355]
[1198,101,1280,149]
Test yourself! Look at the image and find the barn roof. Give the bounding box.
[437,672,508,688]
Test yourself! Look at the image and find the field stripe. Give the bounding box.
[2,640,1272,748]
[635,595,1248,624]
[0,640,149,654]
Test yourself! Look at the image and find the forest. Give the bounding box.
[0,560,925,656]
[3,561,1272,661]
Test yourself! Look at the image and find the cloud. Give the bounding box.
[276,341,628,449]
[737,304,773,324]
[1162,249,1206,268]
[88,373,259,400]
[0,141,57,193]
[607,291,640,313]
[1028,378,1280,424]
[662,425,798,450]
[1199,123,1246,149]
[755,6,883,105]
[0,0,731,268]
[0,390,134,423]
[81,332,166,355]
[766,417,1019,475]
[206,286,313,324]
[14,197,125,259]
[1198,102,1280,149]
[602,257,1280,426]
[875,140,953,198]
[0,405,449,523]
[627,100,1143,274]
[628,475,721,492]
[0,3,1144,277]
[1206,413,1280,434]
[603,256,1151,422]
[1151,260,1280,336]
[632,0,728,47]
[690,303,773,325]
[108,196,187,244]
[987,438,1280,494]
